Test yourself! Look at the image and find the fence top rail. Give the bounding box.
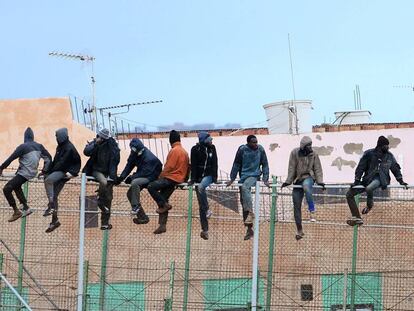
[0,175,413,189]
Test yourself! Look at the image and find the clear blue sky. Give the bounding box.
[2,1,414,130]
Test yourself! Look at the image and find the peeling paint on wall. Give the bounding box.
[316,135,322,141]
[387,135,401,148]
[343,143,363,155]
[331,157,357,171]
[269,143,279,151]
[313,146,334,156]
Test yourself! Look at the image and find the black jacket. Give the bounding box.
[119,148,162,183]
[49,140,81,176]
[82,138,120,180]
[355,148,403,187]
[190,143,218,182]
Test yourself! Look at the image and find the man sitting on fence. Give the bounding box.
[42,128,81,233]
[281,136,325,240]
[226,135,269,241]
[115,138,162,225]
[346,135,408,226]
[82,128,120,230]
[147,130,189,235]
[190,131,218,240]
[0,127,52,222]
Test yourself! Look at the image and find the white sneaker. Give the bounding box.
[206,209,212,219]
[309,211,316,222]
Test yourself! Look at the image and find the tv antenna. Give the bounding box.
[49,51,97,132]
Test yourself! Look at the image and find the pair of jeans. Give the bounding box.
[44,171,68,222]
[93,171,114,226]
[3,174,28,210]
[127,177,150,207]
[195,176,213,232]
[148,178,177,225]
[346,177,381,218]
[292,177,315,231]
[239,176,257,226]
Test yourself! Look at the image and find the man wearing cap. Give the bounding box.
[83,128,120,230]
[43,128,81,233]
[115,138,162,225]
[226,135,269,241]
[190,132,218,240]
[148,130,190,234]
[346,135,408,226]
[281,136,325,240]
[0,127,52,222]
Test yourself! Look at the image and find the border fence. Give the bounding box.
[0,174,413,310]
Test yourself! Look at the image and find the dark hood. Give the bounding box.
[130,138,145,151]
[56,128,69,145]
[24,127,34,143]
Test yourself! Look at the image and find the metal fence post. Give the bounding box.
[99,230,109,311]
[183,185,193,311]
[77,173,87,311]
[265,177,277,311]
[17,181,29,307]
[251,182,261,311]
[0,253,3,305]
[164,260,175,311]
[350,194,360,311]
[83,260,89,311]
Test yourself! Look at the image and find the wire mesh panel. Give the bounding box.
[0,175,413,311]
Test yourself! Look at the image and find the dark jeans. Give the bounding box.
[44,171,68,223]
[3,174,28,210]
[195,176,213,232]
[346,178,381,218]
[292,177,314,231]
[93,171,114,226]
[148,178,177,225]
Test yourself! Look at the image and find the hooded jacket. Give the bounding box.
[285,136,323,184]
[190,133,218,183]
[118,138,162,183]
[0,128,52,180]
[160,142,190,183]
[48,128,81,176]
[355,147,403,187]
[230,144,269,183]
[82,137,120,180]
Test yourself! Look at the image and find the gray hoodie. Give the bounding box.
[0,128,52,180]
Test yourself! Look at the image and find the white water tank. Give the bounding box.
[333,110,371,125]
[263,100,312,134]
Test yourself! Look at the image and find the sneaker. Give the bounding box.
[130,205,140,215]
[45,221,61,233]
[153,224,167,234]
[100,224,113,230]
[8,211,22,222]
[361,207,372,215]
[200,231,209,240]
[244,212,254,225]
[295,230,305,240]
[346,217,364,226]
[206,209,213,219]
[133,209,150,224]
[309,211,316,222]
[43,203,55,217]
[156,203,172,214]
[244,227,254,240]
[22,208,33,218]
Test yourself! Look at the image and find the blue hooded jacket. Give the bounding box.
[118,138,162,183]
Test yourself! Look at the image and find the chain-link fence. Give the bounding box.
[0,175,413,310]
